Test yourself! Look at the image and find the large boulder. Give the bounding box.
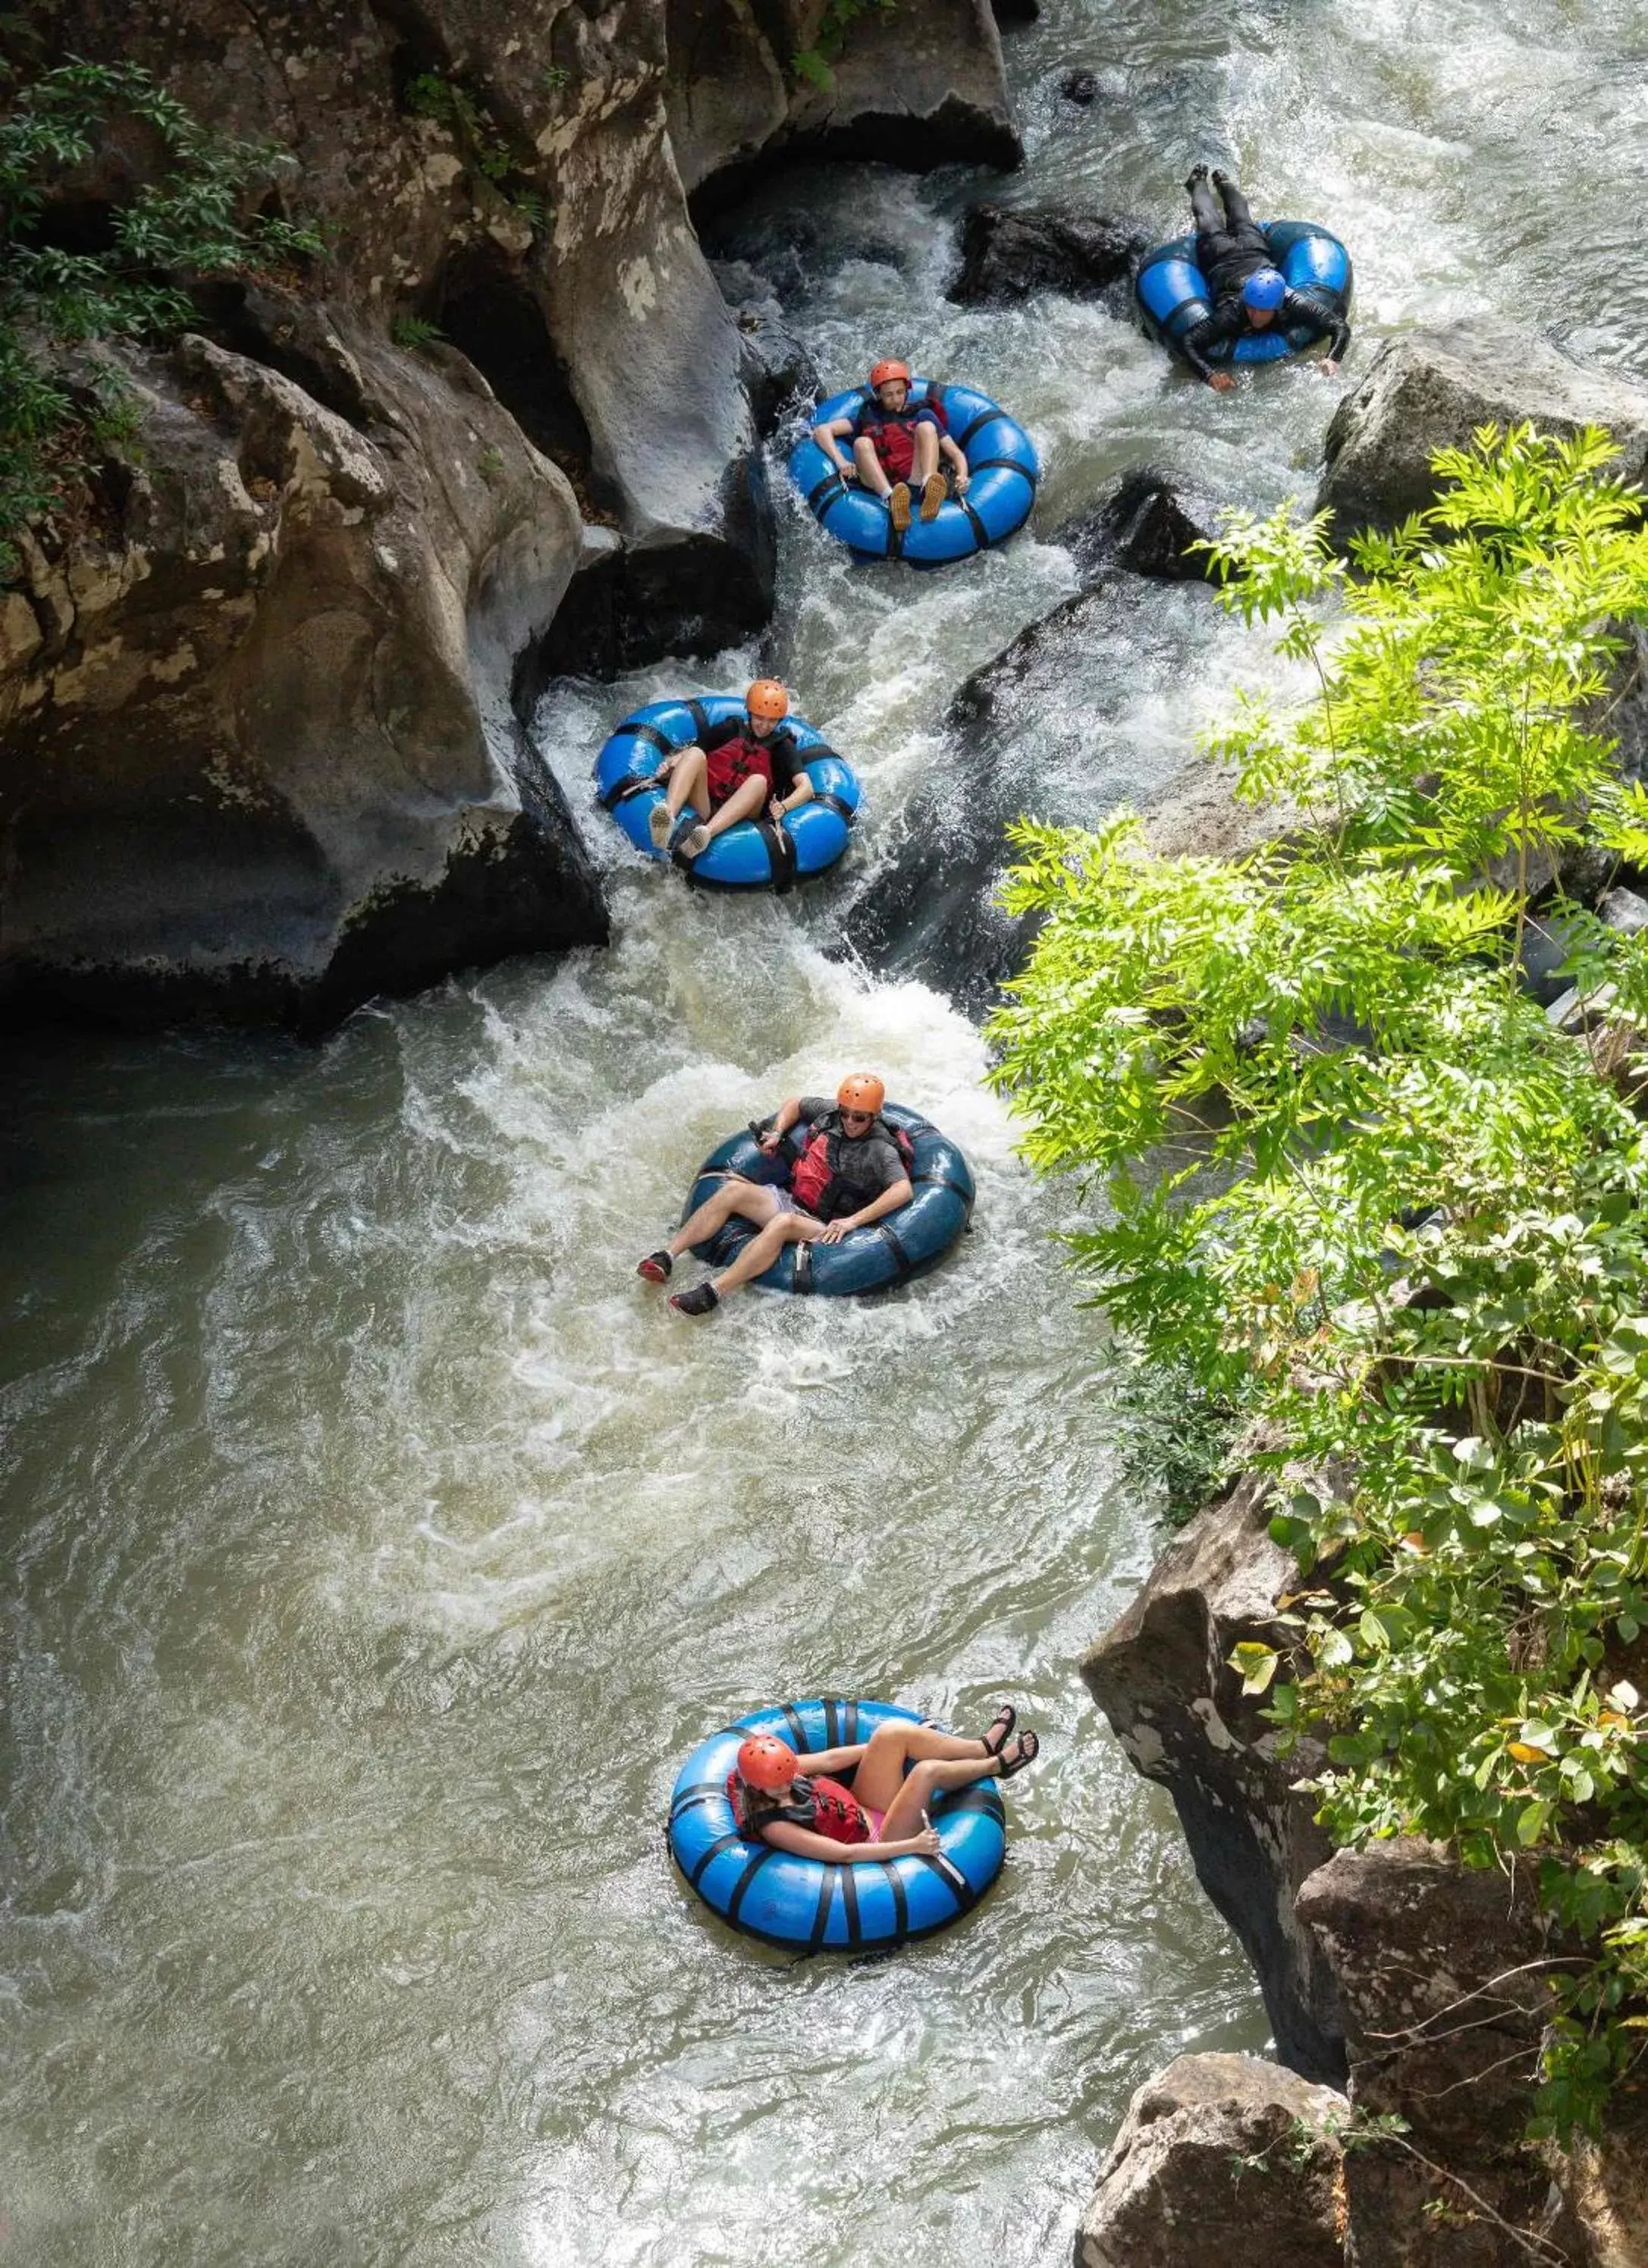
[665,0,1020,206]
[948,201,1145,305]
[0,325,606,1026]
[1081,1471,1347,2081]
[1317,323,1648,542]
[1077,2053,1347,2268]
[1296,1845,1580,2268]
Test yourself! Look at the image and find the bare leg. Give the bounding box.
[662,746,712,825]
[711,1207,825,1298]
[849,1719,995,1812]
[880,1754,1006,1842]
[667,1176,783,1258]
[852,435,891,497]
[692,771,767,849]
[912,425,940,482]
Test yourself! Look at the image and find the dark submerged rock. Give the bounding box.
[949,200,1146,305]
[1053,469,1221,585]
[1060,69,1100,104]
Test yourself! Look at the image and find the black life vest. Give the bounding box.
[789,1111,915,1222]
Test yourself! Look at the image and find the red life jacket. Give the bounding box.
[727,1769,871,1845]
[857,395,948,482]
[789,1111,916,1222]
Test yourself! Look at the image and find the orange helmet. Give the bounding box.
[868,359,910,389]
[746,678,789,721]
[837,1073,886,1115]
[737,1734,798,1791]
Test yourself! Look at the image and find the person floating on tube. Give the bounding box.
[637,1074,915,1317]
[648,678,813,862]
[1181,165,1349,391]
[810,360,972,532]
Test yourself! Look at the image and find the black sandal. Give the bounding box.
[980,1704,1016,1758]
[997,1730,1039,1779]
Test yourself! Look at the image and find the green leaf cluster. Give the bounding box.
[988,425,1648,2137]
[793,0,899,91]
[404,69,546,223]
[0,58,320,579]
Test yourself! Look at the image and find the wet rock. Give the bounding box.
[992,0,1039,23]
[846,572,1280,1015]
[1317,322,1648,542]
[1296,1845,1577,2268]
[730,300,821,438]
[1053,469,1220,585]
[1061,69,1100,103]
[1077,2053,1347,2268]
[948,201,1145,305]
[668,0,1021,209]
[0,326,607,1028]
[1081,1469,1348,2081]
[1600,884,1648,935]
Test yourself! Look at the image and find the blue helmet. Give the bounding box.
[1241,267,1286,311]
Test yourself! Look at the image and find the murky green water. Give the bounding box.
[6,0,1648,2258]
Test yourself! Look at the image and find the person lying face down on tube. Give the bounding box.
[648,679,814,862]
[636,1075,915,1318]
[811,360,972,532]
[1181,165,1349,393]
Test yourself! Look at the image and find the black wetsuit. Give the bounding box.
[1182,174,1351,384]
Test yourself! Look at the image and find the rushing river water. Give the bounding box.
[7,1,1648,2260]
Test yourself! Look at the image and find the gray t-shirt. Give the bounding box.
[796,1098,908,1212]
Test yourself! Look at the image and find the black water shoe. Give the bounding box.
[670,1282,720,1318]
[1185,162,1210,191]
[637,1249,673,1283]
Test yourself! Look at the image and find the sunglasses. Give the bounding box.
[840,1107,873,1126]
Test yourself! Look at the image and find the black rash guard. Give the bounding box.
[1182,288,1351,384]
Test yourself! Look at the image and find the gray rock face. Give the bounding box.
[11,0,1019,1022]
[1317,323,1648,541]
[949,202,1144,306]
[1081,1471,1347,2081]
[1,325,606,1026]
[1077,2053,1347,2268]
[666,0,1020,206]
[1296,1845,1575,2268]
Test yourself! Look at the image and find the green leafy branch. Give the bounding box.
[793,0,899,92]
[0,58,322,580]
[989,425,1648,2138]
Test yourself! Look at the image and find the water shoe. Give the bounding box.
[637,1249,673,1283]
[670,1283,720,1317]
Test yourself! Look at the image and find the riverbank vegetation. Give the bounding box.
[0,58,319,576]
[990,425,1648,2135]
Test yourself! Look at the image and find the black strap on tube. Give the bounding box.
[725,1848,774,1927]
[689,1830,744,1887]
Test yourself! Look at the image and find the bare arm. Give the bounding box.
[760,1819,939,1864]
[758,1095,805,1154]
[940,433,970,489]
[773,771,815,818]
[811,414,858,473]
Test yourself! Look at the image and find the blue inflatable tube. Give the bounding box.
[1135,219,1352,368]
[787,379,1038,565]
[683,1101,973,1294]
[669,1698,1007,1951]
[593,693,862,891]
